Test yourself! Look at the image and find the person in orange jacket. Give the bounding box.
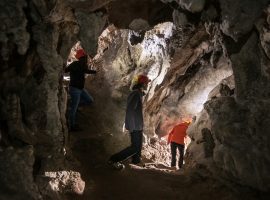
[167,119,191,169]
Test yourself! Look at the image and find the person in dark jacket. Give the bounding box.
[108,74,150,170]
[65,49,96,131]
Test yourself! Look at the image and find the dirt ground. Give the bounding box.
[64,106,267,200]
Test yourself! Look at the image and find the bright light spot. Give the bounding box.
[178,60,233,116]
[63,75,70,81]
[181,86,213,114]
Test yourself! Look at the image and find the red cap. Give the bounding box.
[138,74,150,84]
[75,49,86,59]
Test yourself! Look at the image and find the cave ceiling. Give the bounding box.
[68,0,173,29]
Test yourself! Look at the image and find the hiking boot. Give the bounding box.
[108,160,125,170]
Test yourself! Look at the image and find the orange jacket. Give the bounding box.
[168,122,190,145]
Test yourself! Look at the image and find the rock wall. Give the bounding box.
[182,0,270,192]
[0,0,105,199]
[0,0,270,198]
[0,146,41,200]
[0,0,175,198]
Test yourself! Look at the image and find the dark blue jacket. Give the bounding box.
[125,89,144,131]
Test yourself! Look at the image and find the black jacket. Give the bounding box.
[65,61,96,89]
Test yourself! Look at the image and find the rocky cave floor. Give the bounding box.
[63,105,268,200]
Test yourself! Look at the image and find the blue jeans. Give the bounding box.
[69,86,94,127]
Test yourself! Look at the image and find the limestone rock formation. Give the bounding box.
[161,0,206,13]
[184,1,270,192]
[0,146,41,200]
[107,0,173,28]
[219,0,268,41]
[37,170,85,198]
[0,0,270,198]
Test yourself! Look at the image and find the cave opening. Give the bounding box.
[62,19,235,174]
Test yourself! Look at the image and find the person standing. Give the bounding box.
[65,49,97,131]
[167,119,191,169]
[108,74,150,170]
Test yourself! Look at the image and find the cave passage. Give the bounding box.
[0,0,270,200]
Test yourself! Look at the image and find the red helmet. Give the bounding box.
[75,49,86,59]
[137,74,150,84]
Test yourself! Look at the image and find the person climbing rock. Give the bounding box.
[108,74,150,170]
[167,118,191,170]
[65,49,97,132]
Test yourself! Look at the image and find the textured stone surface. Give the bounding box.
[0,0,30,59]
[67,0,112,11]
[0,146,41,200]
[187,92,270,191]
[142,136,171,166]
[129,18,150,32]
[185,3,270,192]
[0,0,101,198]
[201,5,218,22]
[219,0,268,41]
[37,170,85,198]
[107,0,173,28]
[162,0,205,13]
[207,75,235,100]
[75,11,107,56]
[145,23,233,137]
[178,0,206,13]
[231,32,261,100]
[172,10,188,27]
[257,5,270,68]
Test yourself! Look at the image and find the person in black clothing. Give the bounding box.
[65,49,96,131]
[108,74,150,170]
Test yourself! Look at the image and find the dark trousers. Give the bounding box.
[170,142,185,168]
[110,130,143,164]
[69,86,94,127]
